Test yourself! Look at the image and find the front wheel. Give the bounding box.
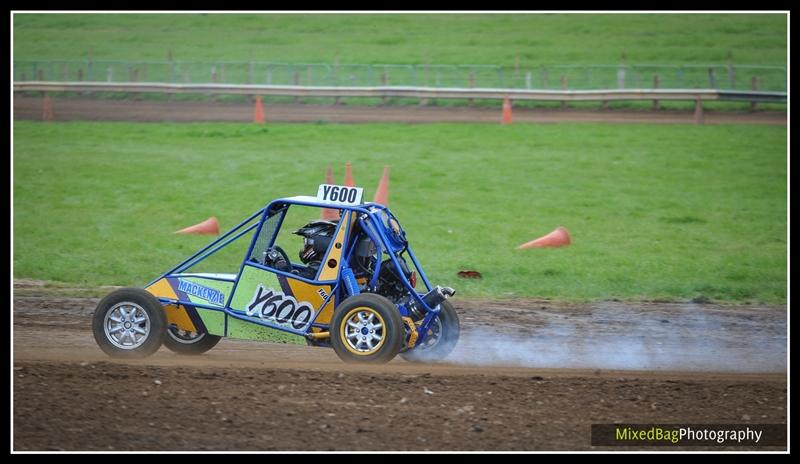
[330,293,404,363]
[163,326,221,355]
[92,288,166,358]
[400,300,460,363]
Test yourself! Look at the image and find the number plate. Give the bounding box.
[316,184,363,206]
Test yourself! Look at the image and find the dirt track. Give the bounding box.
[14,96,787,125]
[12,283,787,451]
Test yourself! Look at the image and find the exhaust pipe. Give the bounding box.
[421,285,456,309]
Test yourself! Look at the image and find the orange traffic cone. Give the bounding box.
[501,96,512,125]
[373,166,390,205]
[42,93,54,121]
[344,162,355,187]
[321,166,339,220]
[517,226,571,249]
[175,217,220,235]
[253,96,265,124]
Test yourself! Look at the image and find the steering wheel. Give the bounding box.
[264,246,293,272]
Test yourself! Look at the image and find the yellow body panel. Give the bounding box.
[145,278,197,332]
[286,278,335,326]
[317,211,357,281]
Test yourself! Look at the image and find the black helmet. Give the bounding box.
[293,220,338,264]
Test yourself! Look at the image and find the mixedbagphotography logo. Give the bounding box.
[591,424,787,447]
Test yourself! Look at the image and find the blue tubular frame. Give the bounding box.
[360,208,440,314]
[357,216,385,290]
[147,207,265,288]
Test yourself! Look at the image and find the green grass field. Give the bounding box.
[13,121,786,303]
[14,13,787,66]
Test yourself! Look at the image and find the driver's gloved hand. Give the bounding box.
[274,257,289,270]
[265,248,291,272]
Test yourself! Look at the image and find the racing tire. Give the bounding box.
[330,293,404,364]
[92,288,166,358]
[163,326,222,355]
[400,300,460,363]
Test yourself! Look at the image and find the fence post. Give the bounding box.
[293,71,300,103]
[694,97,704,125]
[332,69,342,105]
[525,71,532,90]
[750,76,759,111]
[727,64,736,89]
[37,69,44,81]
[560,75,568,109]
[132,68,141,101]
[468,71,475,106]
[169,60,176,102]
[87,48,93,81]
[708,67,717,88]
[210,66,218,102]
[419,64,429,106]
[617,66,626,89]
[652,75,660,110]
[541,68,549,89]
[380,69,388,105]
[79,65,91,97]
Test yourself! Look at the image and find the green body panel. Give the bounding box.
[229,266,281,312]
[196,308,226,336]
[226,315,290,341]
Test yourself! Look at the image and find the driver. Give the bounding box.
[292,220,338,279]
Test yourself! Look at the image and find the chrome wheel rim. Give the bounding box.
[344,310,385,353]
[104,302,150,349]
[167,327,206,344]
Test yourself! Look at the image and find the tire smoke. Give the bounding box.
[443,302,786,373]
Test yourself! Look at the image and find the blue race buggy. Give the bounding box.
[92,184,459,364]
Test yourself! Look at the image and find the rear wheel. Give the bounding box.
[400,300,460,363]
[163,326,221,355]
[331,293,404,363]
[92,288,166,358]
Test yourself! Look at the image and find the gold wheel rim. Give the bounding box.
[340,306,386,356]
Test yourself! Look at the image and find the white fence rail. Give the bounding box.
[12,81,787,103]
